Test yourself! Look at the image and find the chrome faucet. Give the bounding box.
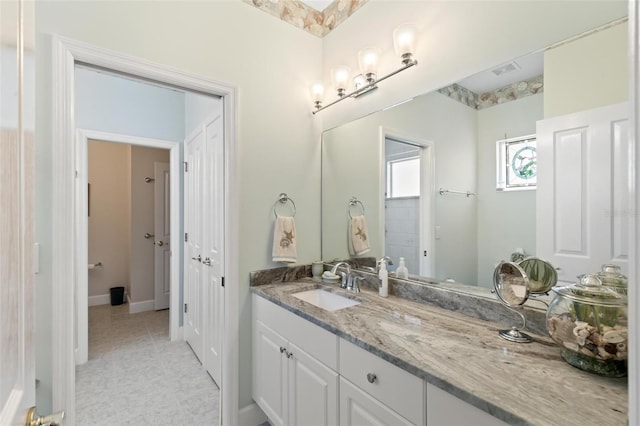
[347,274,361,293]
[376,256,393,273]
[330,262,351,288]
[330,262,350,275]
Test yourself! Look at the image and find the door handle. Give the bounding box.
[192,254,202,262]
[202,257,212,266]
[155,240,164,247]
[26,407,65,426]
[144,233,154,239]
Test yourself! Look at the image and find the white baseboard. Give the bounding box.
[238,403,268,426]
[128,298,154,314]
[88,293,110,306]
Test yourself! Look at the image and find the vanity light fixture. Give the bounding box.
[311,23,419,114]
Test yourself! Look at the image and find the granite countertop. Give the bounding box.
[251,278,628,426]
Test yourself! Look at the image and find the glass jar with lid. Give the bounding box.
[596,264,628,295]
[546,274,627,377]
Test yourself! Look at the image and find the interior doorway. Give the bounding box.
[382,132,434,277]
[51,36,238,426]
[75,130,180,365]
[85,140,171,313]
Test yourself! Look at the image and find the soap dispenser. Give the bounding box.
[396,257,409,279]
[379,261,388,298]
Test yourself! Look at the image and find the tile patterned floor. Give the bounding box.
[75,304,220,426]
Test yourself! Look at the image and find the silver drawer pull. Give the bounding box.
[366,373,377,383]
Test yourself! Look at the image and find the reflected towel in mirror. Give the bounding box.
[348,215,371,256]
[272,216,297,262]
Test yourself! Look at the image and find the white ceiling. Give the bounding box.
[457,51,544,94]
[300,0,333,12]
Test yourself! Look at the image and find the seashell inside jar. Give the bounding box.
[546,274,628,377]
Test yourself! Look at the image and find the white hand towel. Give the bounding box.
[272,216,297,263]
[348,215,371,256]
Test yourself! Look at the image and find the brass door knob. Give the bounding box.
[26,407,65,426]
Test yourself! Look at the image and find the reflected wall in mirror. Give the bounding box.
[321,19,628,291]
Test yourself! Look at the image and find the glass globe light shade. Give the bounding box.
[310,82,325,103]
[331,66,351,95]
[393,23,418,63]
[357,47,380,80]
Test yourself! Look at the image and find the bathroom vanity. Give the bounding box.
[251,274,627,426]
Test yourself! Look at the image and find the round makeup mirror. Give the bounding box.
[493,261,532,343]
[518,257,558,294]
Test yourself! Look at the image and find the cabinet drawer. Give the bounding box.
[253,294,339,370]
[339,338,425,425]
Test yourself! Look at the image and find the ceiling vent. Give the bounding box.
[491,62,521,76]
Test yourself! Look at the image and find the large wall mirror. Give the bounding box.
[321,14,628,299]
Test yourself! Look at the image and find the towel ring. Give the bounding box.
[348,197,365,219]
[273,193,296,218]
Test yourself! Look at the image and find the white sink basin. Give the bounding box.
[292,289,361,312]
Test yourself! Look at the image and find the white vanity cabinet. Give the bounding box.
[252,295,339,426]
[339,338,425,426]
[253,293,508,426]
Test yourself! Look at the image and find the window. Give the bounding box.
[496,135,537,191]
[386,157,420,198]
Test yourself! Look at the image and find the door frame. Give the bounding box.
[380,127,435,276]
[51,36,239,425]
[629,0,639,422]
[154,160,171,311]
[74,129,180,365]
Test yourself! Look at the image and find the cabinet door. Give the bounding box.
[253,320,288,426]
[288,342,339,426]
[536,102,629,281]
[426,383,508,426]
[340,378,414,426]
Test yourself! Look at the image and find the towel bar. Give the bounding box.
[438,188,475,197]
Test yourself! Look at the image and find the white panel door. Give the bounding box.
[287,342,339,426]
[154,162,171,310]
[537,102,629,282]
[203,106,225,386]
[184,128,205,362]
[0,0,37,424]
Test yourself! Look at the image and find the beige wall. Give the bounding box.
[130,146,170,304]
[544,22,628,118]
[87,140,131,298]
